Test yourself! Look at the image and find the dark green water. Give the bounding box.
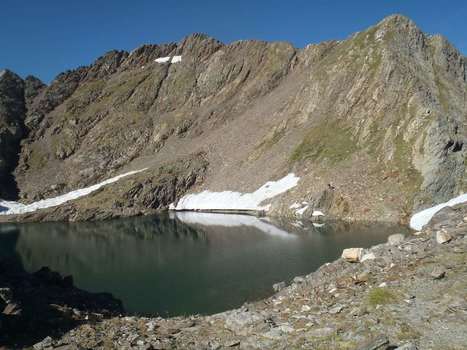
[0,213,406,317]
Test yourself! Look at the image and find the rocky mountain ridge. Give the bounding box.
[0,14,466,223]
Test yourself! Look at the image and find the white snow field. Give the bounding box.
[154,56,171,63]
[173,173,300,211]
[410,193,467,230]
[154,56,182,64]
[0,169,146,216]
[171,55,182,63]
[174,212,294,239]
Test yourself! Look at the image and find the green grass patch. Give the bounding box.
[253,122,287,158]
[367,287,397,306]
[290,121,358,164]
[397,323,421,341]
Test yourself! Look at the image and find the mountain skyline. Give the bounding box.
[1,0,466,83]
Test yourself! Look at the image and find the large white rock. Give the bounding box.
[341,248,363,262]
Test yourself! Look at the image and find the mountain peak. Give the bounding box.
[377,14,417,27]
[181,33,218,42]
[374,14,423,39]
[24,75,45,85]
[177,33,224,59]
[0,69,23,84]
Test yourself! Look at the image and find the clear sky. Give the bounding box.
[1,0,466,83]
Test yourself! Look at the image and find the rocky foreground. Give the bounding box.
[14,203,464,350]
[0,261,122,349]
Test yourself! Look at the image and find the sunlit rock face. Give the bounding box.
[0,15,466,223]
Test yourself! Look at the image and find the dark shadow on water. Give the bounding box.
[0,259,123,348]
[0,214,408,320]
[0,226,122,348]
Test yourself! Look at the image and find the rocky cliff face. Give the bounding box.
[1,15,466,222]
[0,70,26,199]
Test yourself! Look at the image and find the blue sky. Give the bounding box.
[1,0,466,83]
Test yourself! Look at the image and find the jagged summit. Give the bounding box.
[35,14,465,87]
[0,69,21,81]
[377,13,418,26]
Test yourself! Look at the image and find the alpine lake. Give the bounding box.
[0,212,408,317]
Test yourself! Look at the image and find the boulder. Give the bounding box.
[3,303,21,316]
[396,343,417,350]
[436,230,452,244]
[224,310,264,334]
[360,336,390,350]
[33,336,53,350]
[361,252,376,262]
[341,248,363,262]
[328,304,344,314]
[388,234,405,245]
[292,276,306,284]
[354,271,370,284]
[0,288,12,303]
[272,281,286,292]
[430,267,446,280]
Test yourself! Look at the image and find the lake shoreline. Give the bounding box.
[4,203,465,349]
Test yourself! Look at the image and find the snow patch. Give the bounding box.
[175,212,295,239]
[0,169,147,216]
[171,55,182,63]
[296,205,309,216]
[409,193,467,230]
[154,56,182,64]
[174,173,299,211]
[154,56,171,63]
[290,201,309,216]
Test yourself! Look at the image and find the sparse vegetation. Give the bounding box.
[290,121,358,164]
[397,323,421,341]
[367,287,397,306]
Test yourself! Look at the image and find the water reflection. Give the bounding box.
[174,212,294,238]
[0,214,406,316]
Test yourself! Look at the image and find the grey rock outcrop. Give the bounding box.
[23,75,46,108]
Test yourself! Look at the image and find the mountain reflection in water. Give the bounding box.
[0,214,407,316]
